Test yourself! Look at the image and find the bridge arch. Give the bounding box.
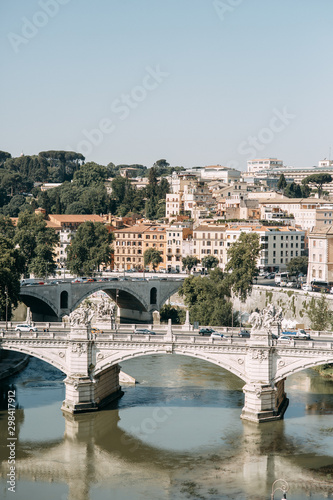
[19,292,59,321]
[94,349,247,383]
[274,353,333,384]
[0,343,67,375]
[70,283,150,314]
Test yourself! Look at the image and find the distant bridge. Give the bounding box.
[19,277,184,323]
[1,325,333,423]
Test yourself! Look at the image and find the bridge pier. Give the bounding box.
[241,329,289,423]
[61,325,123,414]
[241,380,289,423]
[61,366,123,414]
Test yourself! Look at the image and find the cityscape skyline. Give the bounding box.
[2,0,333,170]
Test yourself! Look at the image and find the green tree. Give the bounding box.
[284,181,302,198]
[14,211,59,277]
[201,255,219,271]
[182,256,199,273]
[225,232,261,301]
[73,161,108,187]
[277,173,287,191]
[307,294,332,331]
[160,304,186,324]
[302,173,333,198]
[67,221,113,276]
[0,215,16,239]
[0,234,25,320]
[178,268,236,326]
[286,256,308,276]
[143,248,163,272]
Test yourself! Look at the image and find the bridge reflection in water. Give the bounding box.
[1,355,333,500]
[1,398,332,500]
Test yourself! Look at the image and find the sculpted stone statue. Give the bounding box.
[96,297,114,318]
[249,304,283,334]
[69,303,95,327]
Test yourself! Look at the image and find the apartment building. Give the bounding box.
[114,224,166,271]
[307,226,333,282]
[247,158,283,174]
[225,224,305,271]
[165,177,214,219]
[46,214,105,267]
[166,225,192,272]
[192,225,227,267]
[258,197,329,230]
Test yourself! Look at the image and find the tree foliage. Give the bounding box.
[160,304,185,324]
[178,268,237,326]
[286,256,308,276]
[66,221,113,276]
[0,234,25,320]
[201,255,219,270]
[302,173,332,198]
[143,248,163,271]
[225,232,261,301]
[14,211,59,277]
[182,256,198,273]
[307,294,332,331]
[277,173,287,191]
[284,181,310,198]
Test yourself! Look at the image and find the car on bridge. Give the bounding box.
[199,327,215,336]
[238,330,250,338]
[134,328,156,335]
[15,324,38,333]
[282,329,311,340]
[210,332,226,339]
[277,335,294,344]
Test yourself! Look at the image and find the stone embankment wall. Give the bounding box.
[233,285,333,329]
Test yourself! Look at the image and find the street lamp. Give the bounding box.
[271,479,289,500]
[5,285,8,331]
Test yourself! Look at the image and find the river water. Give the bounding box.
[1,354,333,500]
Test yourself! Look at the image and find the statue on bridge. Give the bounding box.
[69,302,96,327]
[249,304,283,334]
[96,297,115,319]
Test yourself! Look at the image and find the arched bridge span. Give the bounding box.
[19,278,184,323]
[1,327,333,423]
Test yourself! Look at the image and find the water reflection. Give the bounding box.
[0,356,333,499]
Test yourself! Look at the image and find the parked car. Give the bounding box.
[15,324,38,333]
[199,327,215,336]
[210,332,225,339]
[302,283,312,292]
[134,328,156,335]
[238,330,250,338]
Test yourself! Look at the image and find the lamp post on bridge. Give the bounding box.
[5,285,8,331]
[271,479,289,499]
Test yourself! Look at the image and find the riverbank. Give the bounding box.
[0,351,30,380]
[314,363,333,379]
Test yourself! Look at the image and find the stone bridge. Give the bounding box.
[1,326,333,423]
[19,278,184,323]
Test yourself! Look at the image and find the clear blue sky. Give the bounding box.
[1,0,333,171]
